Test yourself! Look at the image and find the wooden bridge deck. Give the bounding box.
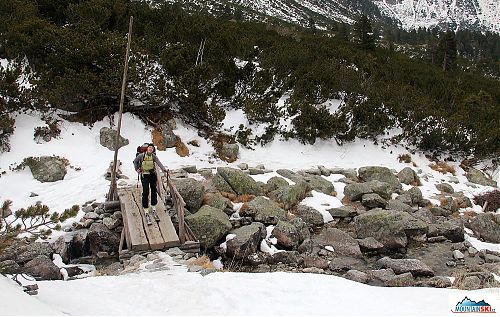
[118,187,180,251]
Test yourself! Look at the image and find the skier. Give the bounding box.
[133,143,169,225]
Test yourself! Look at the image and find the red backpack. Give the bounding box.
[136,143,156,157]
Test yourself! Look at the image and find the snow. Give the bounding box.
[1,110,499,315]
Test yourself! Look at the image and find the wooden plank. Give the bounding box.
[130,188,165,250]
[118,227,125,254]
[118,189,132,251]
[118,188,149,251]
[154,200,180,248]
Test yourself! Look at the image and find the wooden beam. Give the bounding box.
[118,188,149,251]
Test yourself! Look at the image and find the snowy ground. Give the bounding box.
[0,111,499,316]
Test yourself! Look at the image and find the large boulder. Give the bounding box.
[220,143,239,162]
[185,205,232,248]
[377,257,434,277]
[327,205,358,218]
[27,156,67,182]
[241,196,287,225]
[294,205,325,227]
[344,180,393,201]
[217,167,262,196]
[226,223,266,259]
[272,219,309,249]
[161,125,178,148]
[0,242,53,264]
[276,169,335,195]
[466,168,497,187]
[358,166,402,190]
[397,167,418,185]
[23,255,62,280]
[269,181,311,210]
[99,127,129,151]
[312,228,363,258]
[466,213,500,243]
[434,218,465,242]
[354,209,428,249]
[203,192,233,214]
[264,177,290,193]
[87,223,120,255]
[211,173,236,194]
[174,178,205,213]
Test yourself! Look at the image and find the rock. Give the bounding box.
[181,165,197,173]
[297,239,320,254]
[385,272,415,287]
[427,236,447,243]
[241,196,287,225]
[328,256,365,272]
[24,255,62,280]
[203,193,233,214]
[103,217,121,230]
[466,168,497,187]
[174,178,205,213]
[0,260,20,274]
[264,177,290,193]
[220,143,239,162]
[344,270,369,283]
[329,168,358,181]
[436,218,464,242]
[302,255,329,269]
[185,206,232,248]
[318,165,331,176]
[357,237,384,252]
[303,168,321,175]
[294,205,324,227]
[406,187,423,205]
[0,242,54,264]
[99,127,129,151]
[440,197,459,213]
[226,223,266,259]
[453,193,473,208]
[395,193,413,206]
[358,166,402,190]
[397,167,418,185]
[327,205,358,218]
[368,268,396,283]
[27,156,67,182]
[51,236,69,264]
[211,173,236,194]
[199,168,214,179]
[430,207,452,217]
[302,267,324,274]
[377,257,434,276]
[87,223,120,255]
[386,200,413,213]
[276,169,335,195]
[436,183,454,194]
[272,219,309,249]
[248,168,264,175]
[425,276,452,288]
[462,276,482,290]
[344,180,393,201]
[312,228,363,258]
[466,213,500,243]
[112,211,123,220]
[83,212,100,220]
[361,193,387,209]
[354,209,428,250]
[162,125,177,148]
[484,254,500,263]
[269,181,311,210]
[453,250,465,260]
[237,163,248,170]
[217,167,262,196]
[468,247,478,256]
[268,251,301,265]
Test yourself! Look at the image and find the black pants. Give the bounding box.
[141,173,158,209]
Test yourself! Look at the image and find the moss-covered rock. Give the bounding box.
[241,196,287,225]
[269,181,311,210]
[185,206,232,248]
[217,167,262,195]
[174,178,205,213]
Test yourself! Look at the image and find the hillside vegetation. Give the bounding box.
[0,0,498,157]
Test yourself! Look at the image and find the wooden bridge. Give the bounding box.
[115,166,200,256]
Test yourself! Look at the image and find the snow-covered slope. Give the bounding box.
[374,0,500,33]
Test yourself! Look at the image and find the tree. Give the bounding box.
[438,30,457,71]
[353,15,375,50]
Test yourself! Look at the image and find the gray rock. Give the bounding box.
[318,165,331,176]
[436,218,465,242]
[303,168,321,175]
[468,247,478,256]
[87,223,120,255]
[112,211,123,220]
[241,196,287,225]
[302,255,329,269]
[312,228,363,258]
[466,213,500,243]
[220,143,239,162]
[397,167,418,185]
[406,187,423,205]
[294,205,325,227]
[174,178,205,213]
[466,168,497,187]
[386,200,413,213]
[226,223,266,259]
[395,193,413,206]
[203,192,233,213]
[329,168,358,181]
[377,257,434,276]
[237,163,248,170]
[185,205,232,248]
[453,250,465,260]
[328,256,365,272]
[430,207,452,217]
[181,165,197,173]
[162,125,177,148]
[368,268,396,283]
[217,167,262,196]
[385,272,415,287]
[327,205,358,218]
[264,177,290,193]
[462,276,482,290]
[24,255,62,280]
[249,168,265,175]
[344,180,393,201]
[166,118,177,130]
[199,168,214,179]
[272,219,309,249]
[440,197,459,213]
[27,156,67,182]
[344,270,369,283]
[425,276,452,288]
[51,236,69,264]
[357,237,384,252]
[302,267,324,274]
[211,173,236,194]
[453,193,473,208]
[358,166,402,190]
[0,242,54,264]
[270,181,311,210]
[268,251,301,265]
[99,127,129,151]
[0,260,21,274]
[436,183,454,194]
[103,217,121,230]
[276,169,335,195]
[361,193,387,209]
[354,209,428,249]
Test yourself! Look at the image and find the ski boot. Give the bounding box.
[151,206,160,222]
